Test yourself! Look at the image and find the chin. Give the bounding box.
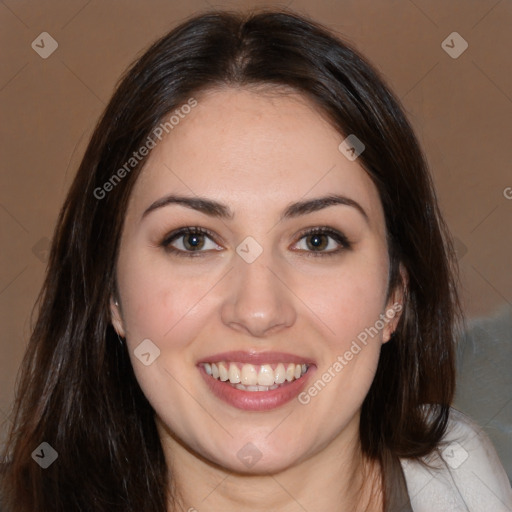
[200,436,314,476]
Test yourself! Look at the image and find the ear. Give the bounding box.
[110,295,126,338]
[382,263,408,343]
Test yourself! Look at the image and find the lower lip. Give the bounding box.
[199,366,315,411]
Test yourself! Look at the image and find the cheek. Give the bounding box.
[117,256,215,415]
[296,248,389,407]
[303,255,389,350]
[117,249,220,351]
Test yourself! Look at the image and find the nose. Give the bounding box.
[220,249,297,338]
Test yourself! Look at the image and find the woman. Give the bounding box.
[1,9,511,512]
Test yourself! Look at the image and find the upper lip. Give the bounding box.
[197,350,315,366]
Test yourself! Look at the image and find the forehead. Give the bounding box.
[129,87,383,226]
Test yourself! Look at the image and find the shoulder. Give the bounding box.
[400,407,512,512]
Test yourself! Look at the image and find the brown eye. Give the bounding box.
[161,227,222,257]
[306,233,329,251]
[182,233,206,251]
[293,227,351,257]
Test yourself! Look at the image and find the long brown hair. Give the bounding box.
[1,9,462,511]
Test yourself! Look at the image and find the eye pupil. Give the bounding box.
[184,234,204,250]
[307,234,327,251]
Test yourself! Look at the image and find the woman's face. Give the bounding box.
[111,87,402,474]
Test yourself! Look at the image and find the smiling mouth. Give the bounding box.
[199,361,310,391]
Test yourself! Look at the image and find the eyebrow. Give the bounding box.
[142,193,369,224]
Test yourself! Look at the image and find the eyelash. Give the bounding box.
[160,226,352,258]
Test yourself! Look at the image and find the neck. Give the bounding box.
[157,417,383,512]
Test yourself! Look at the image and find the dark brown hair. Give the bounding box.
[0,8,462,511]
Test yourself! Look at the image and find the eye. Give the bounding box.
[161,227,222,257]
[160,226,351,259]
[293,227,351,257]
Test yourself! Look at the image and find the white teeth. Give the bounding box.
[228,363,241,383]
[235,383,280,392]
[218,362,229,381]
[274,363,286,384]
[241,364,258,386]
[257,364,275,386]
[285,363,295,382]
[203,361,310,387]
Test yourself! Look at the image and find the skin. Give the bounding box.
[110,87,404,511]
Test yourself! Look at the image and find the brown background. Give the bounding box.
[1,0,511,458]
